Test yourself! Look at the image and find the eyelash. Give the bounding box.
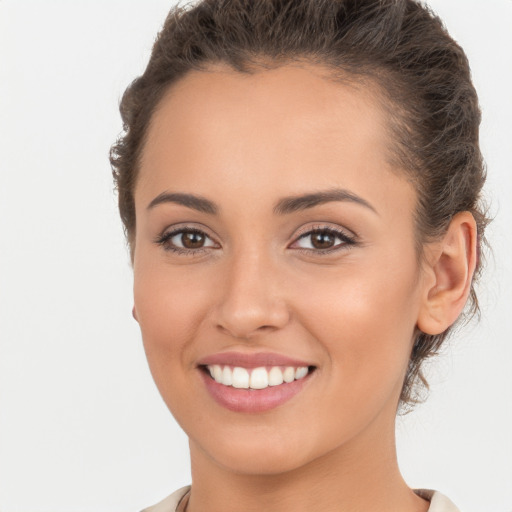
[155,225,357,256]
[292,225,357,254]
[155,227,217,256]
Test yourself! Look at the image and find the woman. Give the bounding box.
[110,1,488,510]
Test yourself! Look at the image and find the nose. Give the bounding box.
[212,251,290,340]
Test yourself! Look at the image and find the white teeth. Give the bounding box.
[207,364,311,389]
[295,367,308,380]
[222,366,233,386]
[232,367,250,389]
[283,366,295,383]
[213,364,223,383]
[250,367,268,389]
[268,366,284,386]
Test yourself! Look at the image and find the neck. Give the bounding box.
[185,412,429,512]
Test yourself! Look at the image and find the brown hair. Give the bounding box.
[110,0,489,409]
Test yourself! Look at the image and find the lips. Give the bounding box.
[197,351,315,413]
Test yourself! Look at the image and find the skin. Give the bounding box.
[132,63,476,512]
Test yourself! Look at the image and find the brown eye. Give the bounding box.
[181,231,206,249]
[157,228,218,253]
[292,227,356,253]
[310,231,336,249]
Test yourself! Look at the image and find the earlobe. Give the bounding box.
[417,212,478,335]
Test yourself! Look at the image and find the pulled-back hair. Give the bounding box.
[110,0,488,409]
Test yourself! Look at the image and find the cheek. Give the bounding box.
[132,255,212,375]
[295,253,421,400]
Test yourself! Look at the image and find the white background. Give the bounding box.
[0,1,511,511]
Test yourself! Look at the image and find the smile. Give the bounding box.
[206,365,311,390]
[197,352,316,413]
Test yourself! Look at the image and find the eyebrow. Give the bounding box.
[146,188,377,216]
[147,192,218,214]
[273,188,378,216]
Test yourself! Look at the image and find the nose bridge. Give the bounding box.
[214,245,290,338]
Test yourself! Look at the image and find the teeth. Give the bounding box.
[222,366,233,386]
[249,367,268,389]
[206,364,311,389]
[295,367,308,380]
[213,364,223,383]
[268,367,284,386]
[232,367,250,389]
[283,366,295,383]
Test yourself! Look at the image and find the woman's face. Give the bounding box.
[133,64,427,475]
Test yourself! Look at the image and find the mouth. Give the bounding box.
[197,352,316,413]
[202,364,315,390]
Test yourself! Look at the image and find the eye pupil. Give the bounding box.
[182,231,205,248]
[311,231,335,249]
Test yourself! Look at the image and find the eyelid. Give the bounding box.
[157,222,217,239]
[293,223,356,240]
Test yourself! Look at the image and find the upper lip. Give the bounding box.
[197,351,314,369]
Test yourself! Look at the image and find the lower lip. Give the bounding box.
[200,369,312,413]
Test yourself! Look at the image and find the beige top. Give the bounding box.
[142,486,461,512]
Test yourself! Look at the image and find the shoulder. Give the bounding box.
[416,489,461,512]
[141,486,191,512]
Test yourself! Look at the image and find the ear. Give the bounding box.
[132,305,139,323]
[417,212,478,335]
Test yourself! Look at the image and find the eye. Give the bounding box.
[291,226,356,253]
[156,227,219,253]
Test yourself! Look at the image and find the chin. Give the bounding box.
[189,420,339,478]
[208,441,310,476]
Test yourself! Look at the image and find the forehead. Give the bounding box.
[141,63,390,161]
[137,63,411,215]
